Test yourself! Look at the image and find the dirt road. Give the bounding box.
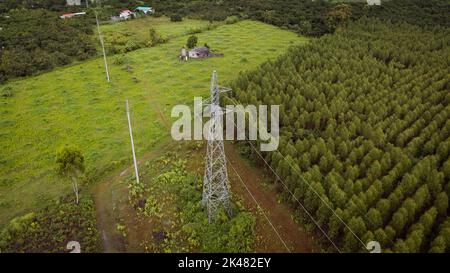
[93,141,318,252]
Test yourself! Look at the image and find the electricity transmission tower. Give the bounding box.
[202,71,232,223]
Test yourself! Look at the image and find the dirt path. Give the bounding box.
[92,78,173,252]
[93,140,319,252]
[92,142,169,252]
[93,173,126,253]
[224,143,318,252]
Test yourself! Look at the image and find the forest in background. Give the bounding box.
[0,1,448,253]
[151,0,450,35]
[1,0,449,83]
[0,9,95,83]
[226,17,449,252]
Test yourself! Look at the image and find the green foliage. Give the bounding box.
[230,18,450,252]
[0,196,101,253]
[103,21,179,54]
[186,27,202,35]
[0,9,95,82]
[56,145,85,204]
[186,35,198,49]
[56,145,85,178]
[325,4,352,31]
[1,86,13,97]
[132,154,256,252]
[0,20,304,226]
[152,0,449,37]
[103,32,146,54]
[1,0,447,83]
[128,179,147,208]
[148,28,168,47]
[112,55,126,65]
[170,14,182,22]
[225,16,240,25]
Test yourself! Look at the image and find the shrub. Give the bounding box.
[125,40,139,52]
[170,14,182,22]
[186,35,198,49]
[1,86,13,98]
[112,55,126,65]
[0,196,101,253]
[187,27,202,35]
[148,28,168,47]
[134,154,256,252]
[225,16,240,25]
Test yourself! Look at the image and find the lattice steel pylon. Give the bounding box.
[202,70,232,223]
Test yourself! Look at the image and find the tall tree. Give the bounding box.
[56,145,85,204]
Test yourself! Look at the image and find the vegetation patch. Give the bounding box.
[0,20,305,226]
[226,18,450,253]
[0,9,96,83]
[0,196,101,253]
[127,153,256,252]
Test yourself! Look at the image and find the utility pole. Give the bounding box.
[126,99,140,184]
[95,11,110,82]
[202,71,232,223]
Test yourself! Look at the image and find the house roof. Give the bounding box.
[190,46,210,54]
[135,6,152,11]
[61,12,86,17]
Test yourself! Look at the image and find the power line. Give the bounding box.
[243,137,343,252]
[227,97,367,252]
[229,98,388,249]
[227,117,341,252]
[227,159,291,253]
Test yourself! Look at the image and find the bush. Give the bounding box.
[0,196,101,253]
[170,14,182,22]
[148,28,168,47]
[134,154,256,252]
[112,55,126,65]
[125,40,139,52]
[186,35,198,49]
[225,16,240,25]
[187,27,202,35]
[1,86,13,98]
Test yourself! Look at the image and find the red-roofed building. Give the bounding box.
[119,9,134,20]
[60,12,86,19]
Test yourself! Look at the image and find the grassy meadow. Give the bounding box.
[0,19,308,225]
[99,16,211,42]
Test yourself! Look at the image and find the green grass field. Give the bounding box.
[100,16,211,42]
[0,19,308,225]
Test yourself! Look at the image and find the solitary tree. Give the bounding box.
[56,145,85,204]
[187,35,198,49]
[325,4,352,30]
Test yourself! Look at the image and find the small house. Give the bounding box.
[60,12,86,19]
[188,46,210,59]
[66,0,81,6]
[119,9,134,20]
[135,6,154,14]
